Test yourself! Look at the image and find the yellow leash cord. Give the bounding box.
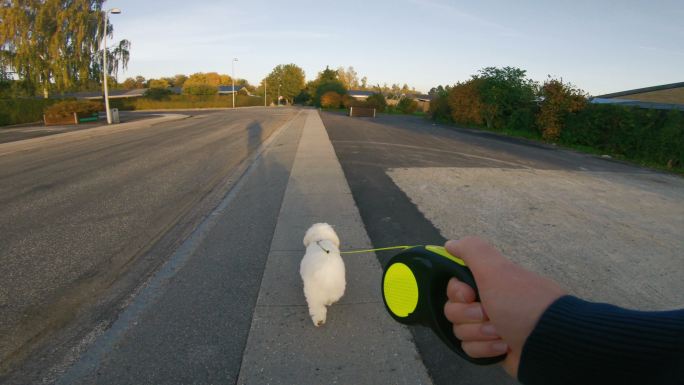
[340,245,413,254]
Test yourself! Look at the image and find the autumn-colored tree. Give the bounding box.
[262,64,306,105]
[134,76,146,88]
[0,0,130,97]
[336,66,359,89]
[148,79,169,89]
[448,79,486,126]
[537,78,587,141]
[144,79,172,100]
[182,72,227,95]
[320,91,342,108]
[121,77,137,89]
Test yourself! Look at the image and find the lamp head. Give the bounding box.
[109,8,122,14]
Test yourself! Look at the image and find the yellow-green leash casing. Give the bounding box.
[382,245,506,365]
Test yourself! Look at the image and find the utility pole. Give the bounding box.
[102,8,121,124]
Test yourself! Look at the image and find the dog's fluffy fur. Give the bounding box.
[300,223,346,326]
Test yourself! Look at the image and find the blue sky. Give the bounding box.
[108,0,683,95]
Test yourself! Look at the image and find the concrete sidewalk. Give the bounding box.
[237,110,432,384]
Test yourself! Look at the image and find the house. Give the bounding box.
[58,88,147,100]
[347,90,375,100]
[592,82,684,111]
[412,94,432,112]
[218,85,250,96]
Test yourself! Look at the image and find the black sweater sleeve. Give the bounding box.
[518,295,684,385]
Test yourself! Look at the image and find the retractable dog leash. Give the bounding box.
[341,244,506,365]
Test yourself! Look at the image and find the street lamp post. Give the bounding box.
[232,58,238,109]
[102,8,121,124]
[278,83,281,106]
[264,81,267,107]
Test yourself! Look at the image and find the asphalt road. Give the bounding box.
[0,107,300,382]
[320,111,683,385]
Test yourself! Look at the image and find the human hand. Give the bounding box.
[443,237,566,378]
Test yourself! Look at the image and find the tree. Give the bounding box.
[182,73,219,95]
[360,76,368,89]
[397,97,418,114]
[537,77,587,141]
[428,85,452,121]
[366,93,387,112]
[134,76,146,88]
[144,78,172,100]
[148,79,169,89]
[474,66,537,129]
[173,74,188,88]
[122,77,137,89]
[448,78,486,126]
[0,0,131,97]
[262,64,305,105]
[307,66,346,106]
[337,66,359,89]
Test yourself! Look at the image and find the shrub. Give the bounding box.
[314,80,346,106]
[448,79,486,126]
[397,97,418,114]
[320,91,342,108]
[537,78,587,141]
[342,94,360,108]
[507,107,538,133]
[44,100,101,117]
[428,86,451,122]
[562,104,684,168]
[365,93,387,112]
[182,83,218,96]
[476,67,537,129]
[0,98,58,126]
[110,94,264,110]
[144,87,173,100]
[294,90,312,105]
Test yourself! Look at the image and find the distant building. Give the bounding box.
[348,90,375,100]
[592,82,684,111]
[218,85,250,96]
[59,88,147,100]
[411,94,432,112]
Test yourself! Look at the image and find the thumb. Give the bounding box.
[445,237,509,283]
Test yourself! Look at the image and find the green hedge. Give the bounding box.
[44,100,102,117]
[562,104,684,167]
[0,98,58,126]
[110,94,264,110]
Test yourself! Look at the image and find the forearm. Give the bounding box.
[519,295,684,385]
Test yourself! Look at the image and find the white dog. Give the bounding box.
[300,223,346,326]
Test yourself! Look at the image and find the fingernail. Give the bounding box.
[492,342,508,354]
[464,306,483,320]
[481,324,498,336]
